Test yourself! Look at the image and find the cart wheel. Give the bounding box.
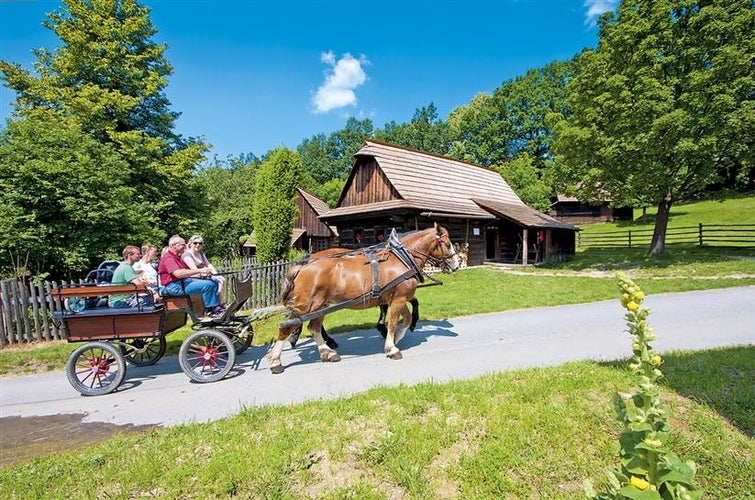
[179,329,236,383]
[231,324,254,355]
[65,342,126,396]
[119,336,166,366]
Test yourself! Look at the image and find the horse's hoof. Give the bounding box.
[388,351,403,360]
[320,351,341,362]
[270,365,284,374]
[325,338,339,349]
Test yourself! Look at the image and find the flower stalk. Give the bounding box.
[584,272,701,500]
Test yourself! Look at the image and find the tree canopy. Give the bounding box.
[252,148,303,263]
[551,0,754,254]
[0,0,207,278]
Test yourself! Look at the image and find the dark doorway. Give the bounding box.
[485,227,498,260]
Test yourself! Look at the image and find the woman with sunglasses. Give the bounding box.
[182,234,227,307]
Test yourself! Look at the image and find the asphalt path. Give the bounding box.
[1,286,753,428]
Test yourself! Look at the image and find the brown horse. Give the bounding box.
[268,223,459,374]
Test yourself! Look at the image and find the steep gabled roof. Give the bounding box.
[298,188,330,216]
[326,140,525,219]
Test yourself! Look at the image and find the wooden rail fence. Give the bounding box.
[0,260,291,347]
[578,223,755,249]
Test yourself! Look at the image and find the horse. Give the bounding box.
[268,223,459,374]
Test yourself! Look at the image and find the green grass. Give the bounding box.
[0,347,751,498]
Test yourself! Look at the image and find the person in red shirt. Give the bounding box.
[158,235,224,317]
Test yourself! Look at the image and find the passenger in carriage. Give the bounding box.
[133,243,161,303]
[109,245,155,308]
[182,234,226,307]
[158,235,225,318]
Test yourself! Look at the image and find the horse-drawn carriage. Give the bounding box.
[51,274,267,395]
[51,223,459,394]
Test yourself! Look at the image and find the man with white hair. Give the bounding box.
[158,235,225,318]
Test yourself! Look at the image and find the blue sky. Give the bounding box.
[1,0,618,161]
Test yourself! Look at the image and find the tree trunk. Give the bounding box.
[649,192,673,256]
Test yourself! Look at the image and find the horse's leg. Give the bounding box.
[320,325,339,349]
[309,317,340,363]
[384,297,408,360]
[393,304,412,346]
[409,298,420,331]
[376,304,388,338]
[288,324,303,348]
[269,324,299,374]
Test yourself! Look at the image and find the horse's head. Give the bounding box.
[428,223,460,273]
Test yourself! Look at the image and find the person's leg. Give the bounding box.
[181,278,219,308]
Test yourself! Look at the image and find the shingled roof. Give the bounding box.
[473,199,578,230]
[323,140,576,231]
[325,140,524,219]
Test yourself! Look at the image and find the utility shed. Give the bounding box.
[320,140,578,265]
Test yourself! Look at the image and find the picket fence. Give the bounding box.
[0,260,291,347]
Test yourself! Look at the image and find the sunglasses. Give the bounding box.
[193,242,203,246]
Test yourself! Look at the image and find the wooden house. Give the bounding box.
[550,194,633,224]
[292,188,338,252]
[319,140,578,265]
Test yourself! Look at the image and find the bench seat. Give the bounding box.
[52,305,162,319]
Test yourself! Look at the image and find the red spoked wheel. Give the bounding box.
[178,329,236,383]
[65,342,127,396]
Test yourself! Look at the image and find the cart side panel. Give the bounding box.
[163,294,205,318]
[65,310,163,341]
[162,311,188,335]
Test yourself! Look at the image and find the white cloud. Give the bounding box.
[312,52,369,114]
[584,0,619,25]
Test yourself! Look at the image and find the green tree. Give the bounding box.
[551,0,754,255]
[0,0,207,276]
[0,113,140,278]
[447,60,573,170]
[252,148,303,263]
[328,117,374,179]
[375,103,450,155]
[495,154,553,212]
[194,154,260,261]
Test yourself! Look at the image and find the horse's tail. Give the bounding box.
[280,264,303,304]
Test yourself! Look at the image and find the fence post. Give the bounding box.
[628,230,632,248]
[699,222,703,246]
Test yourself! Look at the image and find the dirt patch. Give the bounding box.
[0,413,154,467]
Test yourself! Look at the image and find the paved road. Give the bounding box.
[1,287,753,428]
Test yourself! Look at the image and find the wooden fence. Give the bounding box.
[0,260,291,347]
[577,223,755,249]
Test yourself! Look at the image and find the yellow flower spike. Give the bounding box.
[634,291,645,302]
[627,301,639,312]
[652,355,662,366]
[630,476,650,490]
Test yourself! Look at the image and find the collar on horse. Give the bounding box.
[364,229,425,298]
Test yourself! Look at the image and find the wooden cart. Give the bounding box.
[51,276,263,396]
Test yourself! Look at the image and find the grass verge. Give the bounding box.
[0,346,751,498]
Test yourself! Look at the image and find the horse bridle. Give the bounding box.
[412,231,456,272]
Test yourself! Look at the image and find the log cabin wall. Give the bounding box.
[295,196,331,238]
[340,158,400,207]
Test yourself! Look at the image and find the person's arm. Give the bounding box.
[182,252,199,270]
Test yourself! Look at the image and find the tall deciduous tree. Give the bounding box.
[375,103,450,155]
[447,60,573,171]
[0,0,207,277]
[0,113,137,278]
[551,0,754,255]
[194,154,260,261]
[252,149,303,263]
